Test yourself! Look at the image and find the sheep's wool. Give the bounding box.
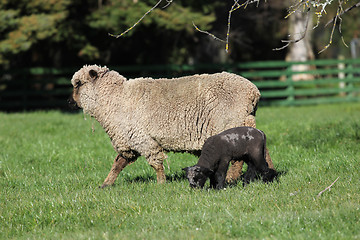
[71,65,261,164]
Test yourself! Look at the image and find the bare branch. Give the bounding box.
[108,0,166,38]
[273,8,310,51]
[318,1,349,54]
[317,177,339,198]
[225,1,239,52]
[275,0,357,52]
[193,0,264,53]
[325,1,360,27]
[108,0,359,54]
[192,22,226,43]
[162,0,173,9]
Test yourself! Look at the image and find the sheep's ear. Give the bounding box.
[89,69,98,81]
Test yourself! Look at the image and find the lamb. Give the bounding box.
[68,65,275,188]
[183,127,278,189]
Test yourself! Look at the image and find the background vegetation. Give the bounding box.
[1,0,359,69]
[1,103,360,239]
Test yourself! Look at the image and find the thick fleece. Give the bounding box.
[183,127,278,189]
[69,65,272,187]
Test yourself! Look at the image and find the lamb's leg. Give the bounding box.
[214,157,231,189]
[244,115,274,169]
[226,115,256,183]
[209,174,217,189]
[226,114,275,183]
[242,163,257,186]
[100,154,132,188]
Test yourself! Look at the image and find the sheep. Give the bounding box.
[68,65,275,188]
[183,126,278,189]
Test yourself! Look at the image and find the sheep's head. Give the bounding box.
[69,65,109,114]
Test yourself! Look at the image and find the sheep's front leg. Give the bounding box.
[147,152,167,184]
[100,154,132,188]
[137,138,167,183]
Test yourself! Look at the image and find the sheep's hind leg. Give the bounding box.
[225,160,244,184]
[265,148,274,169]
[100,154,132,188]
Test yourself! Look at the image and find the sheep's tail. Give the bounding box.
[251,102,258,117]
[251,87,261,116]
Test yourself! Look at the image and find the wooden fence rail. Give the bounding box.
[1,58,360,111]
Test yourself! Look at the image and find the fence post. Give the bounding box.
[338,56,346,97]
[347,63,354,100]
[286,64,295,105]
[22,73,28,110]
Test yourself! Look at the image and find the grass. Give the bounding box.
[1,103,360,239]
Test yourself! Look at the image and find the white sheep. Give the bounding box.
[68,65,274,188]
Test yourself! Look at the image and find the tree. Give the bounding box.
[88,0,218,65]
[117,0,360,55]
[1,0,359,69]
[0,0,218,68]
[285,3,315,81]
[0,0,103,68]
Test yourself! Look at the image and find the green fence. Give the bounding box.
[1,58,360,110]
[237,58,360,106]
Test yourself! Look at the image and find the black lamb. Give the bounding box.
[183,127,277,189]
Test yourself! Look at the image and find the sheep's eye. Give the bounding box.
[75,80,82,88]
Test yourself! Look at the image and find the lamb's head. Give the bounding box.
[68,65,109,114]
[182,165,213,188]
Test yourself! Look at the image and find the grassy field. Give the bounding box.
[1,103,360,239]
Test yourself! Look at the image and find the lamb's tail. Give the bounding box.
[259,129,267,167]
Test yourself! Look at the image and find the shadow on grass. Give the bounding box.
[225,169,287,188]
[100,168,287,189]
[120,170,188,184]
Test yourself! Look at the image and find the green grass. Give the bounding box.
[1,103,360,239]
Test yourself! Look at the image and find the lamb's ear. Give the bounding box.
[198,166,213,176]
[182,167,189,172]
[182,166,197,173]
[89,69,98,82]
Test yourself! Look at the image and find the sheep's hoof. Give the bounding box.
[99,183,110,189]
[157,175,166,184]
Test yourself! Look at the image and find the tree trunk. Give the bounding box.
[286,11,315,81]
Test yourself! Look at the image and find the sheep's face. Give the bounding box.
[69,66,105,114]
[182,165,212,188]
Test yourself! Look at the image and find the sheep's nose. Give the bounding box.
[67,96,80,109]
